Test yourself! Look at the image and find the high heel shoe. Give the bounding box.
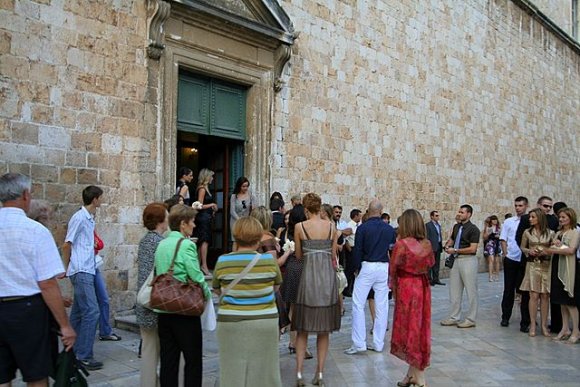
[541,327,550,337]
[288,345,296,354]
[397,375,413,387]
[528,329,536,337]
[305,348,314,359]
[295,377,305,386]
[566,335,579,344]
[312,374,325,386]
[553,332,571,341]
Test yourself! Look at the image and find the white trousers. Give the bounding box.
[448,255,479,323]
[351,261,389,351]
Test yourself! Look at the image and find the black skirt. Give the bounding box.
[550,255,578,306]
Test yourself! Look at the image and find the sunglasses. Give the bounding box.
[242,200,246,209]
[541,204,552,209]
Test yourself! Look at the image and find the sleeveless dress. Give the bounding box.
[519,229,554,294]
[291,223,341,333]
[194,187,214,243]
[280,229,303,304]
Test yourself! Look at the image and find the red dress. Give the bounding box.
[389,237,434,370]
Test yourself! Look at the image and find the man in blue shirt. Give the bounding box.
[345,199,396,354]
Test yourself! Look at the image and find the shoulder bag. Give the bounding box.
[219,253,261,303]
[136,269,155,309]
[150,238,206,316]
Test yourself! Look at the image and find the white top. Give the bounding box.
[499,216,522,262]
[346,219,359,246]
[336,219,350,231]
[0,207,64,297]
[66,206,97,276]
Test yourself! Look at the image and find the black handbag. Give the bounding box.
[52,349,89,387]
[444,253,457,269]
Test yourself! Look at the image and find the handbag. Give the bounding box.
[219,253,261,303]
[200,297,217,331]
[444,253,457,269]
[136,269,155,309]
[335,256,347,294]
[150,238,206,316]
[52,349,89,387]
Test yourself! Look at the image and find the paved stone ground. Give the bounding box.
[14,272,580,386]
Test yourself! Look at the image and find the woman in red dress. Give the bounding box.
[389,209,434,387]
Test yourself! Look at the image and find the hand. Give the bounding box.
[60,325,77,352]
[552,240,562,247]
[212,204,218,211]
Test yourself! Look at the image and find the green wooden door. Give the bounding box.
[177,73,247,140]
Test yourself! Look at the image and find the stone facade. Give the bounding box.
[1,0,579,312]
[532,0,576,38]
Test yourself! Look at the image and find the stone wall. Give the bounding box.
[0,0,153,311]
[274,0,580,236]
[532,0,575,37]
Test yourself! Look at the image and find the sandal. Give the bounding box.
[288,345,296,354]
[553,332,571,341]
[305,348,314,359]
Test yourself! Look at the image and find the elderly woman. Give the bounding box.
[154,204,211,387]
[390,209,434,387]
[213,217,283,387]
[545,207,580,343]
[136,203,169,387]
[519,208,555,337]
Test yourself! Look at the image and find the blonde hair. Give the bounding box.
[250,205,272,232]
[197,168,214,189]
[397,209,426,240]
[233,217,263,246]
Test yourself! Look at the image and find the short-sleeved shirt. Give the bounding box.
[0,207,64,296]
[213,251,282,322]
[499,216,522,262]
[451,220,480,250]
[66,206,96,276]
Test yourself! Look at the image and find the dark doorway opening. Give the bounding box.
[176,132,244,268]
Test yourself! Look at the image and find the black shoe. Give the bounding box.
[520,325,530,333]
[430,281,435,286]
[500,319,509,327]
[79,359,103,371]
[434,280,445,286]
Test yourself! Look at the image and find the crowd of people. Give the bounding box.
[1,170,579,387]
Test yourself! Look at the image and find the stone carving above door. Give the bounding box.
[147,0,172,59]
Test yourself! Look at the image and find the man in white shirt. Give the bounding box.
[0,173,76,386]
[499,196,529,328]
[62,185,104,370]
[344,209,362,296]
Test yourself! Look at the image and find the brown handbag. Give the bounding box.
[150,238,206,316]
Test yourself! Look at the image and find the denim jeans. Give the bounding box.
[95,269,113,337]
[69,272,99,361]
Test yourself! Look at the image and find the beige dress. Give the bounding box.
[519,229,555,294]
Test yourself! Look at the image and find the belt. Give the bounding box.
[0,295,37,303]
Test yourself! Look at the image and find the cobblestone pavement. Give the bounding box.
[15,272,580,386]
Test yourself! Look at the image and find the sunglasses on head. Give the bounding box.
[242,200,246,209]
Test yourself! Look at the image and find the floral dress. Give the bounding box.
[389,237,434,371]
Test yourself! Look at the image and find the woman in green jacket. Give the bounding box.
[154,204,211,387]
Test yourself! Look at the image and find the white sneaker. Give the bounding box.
[344,346,366,355]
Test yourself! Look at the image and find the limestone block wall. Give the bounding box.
[275,0,580,243]
[0,0,153,310]
[532,0,575,37]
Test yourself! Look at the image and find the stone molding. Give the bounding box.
[168,0,295,91]
[147,0,172,59]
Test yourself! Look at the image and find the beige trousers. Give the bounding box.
[448,255,479,323]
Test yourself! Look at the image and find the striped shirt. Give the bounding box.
[65,206,96,276]
[213,251,282,322]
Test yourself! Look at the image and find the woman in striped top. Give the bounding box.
[213,217,283,387]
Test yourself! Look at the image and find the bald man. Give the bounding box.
[345,199,396,354]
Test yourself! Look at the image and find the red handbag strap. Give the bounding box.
[167,238,186,273]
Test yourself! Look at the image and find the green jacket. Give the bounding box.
[154,231,212,303]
